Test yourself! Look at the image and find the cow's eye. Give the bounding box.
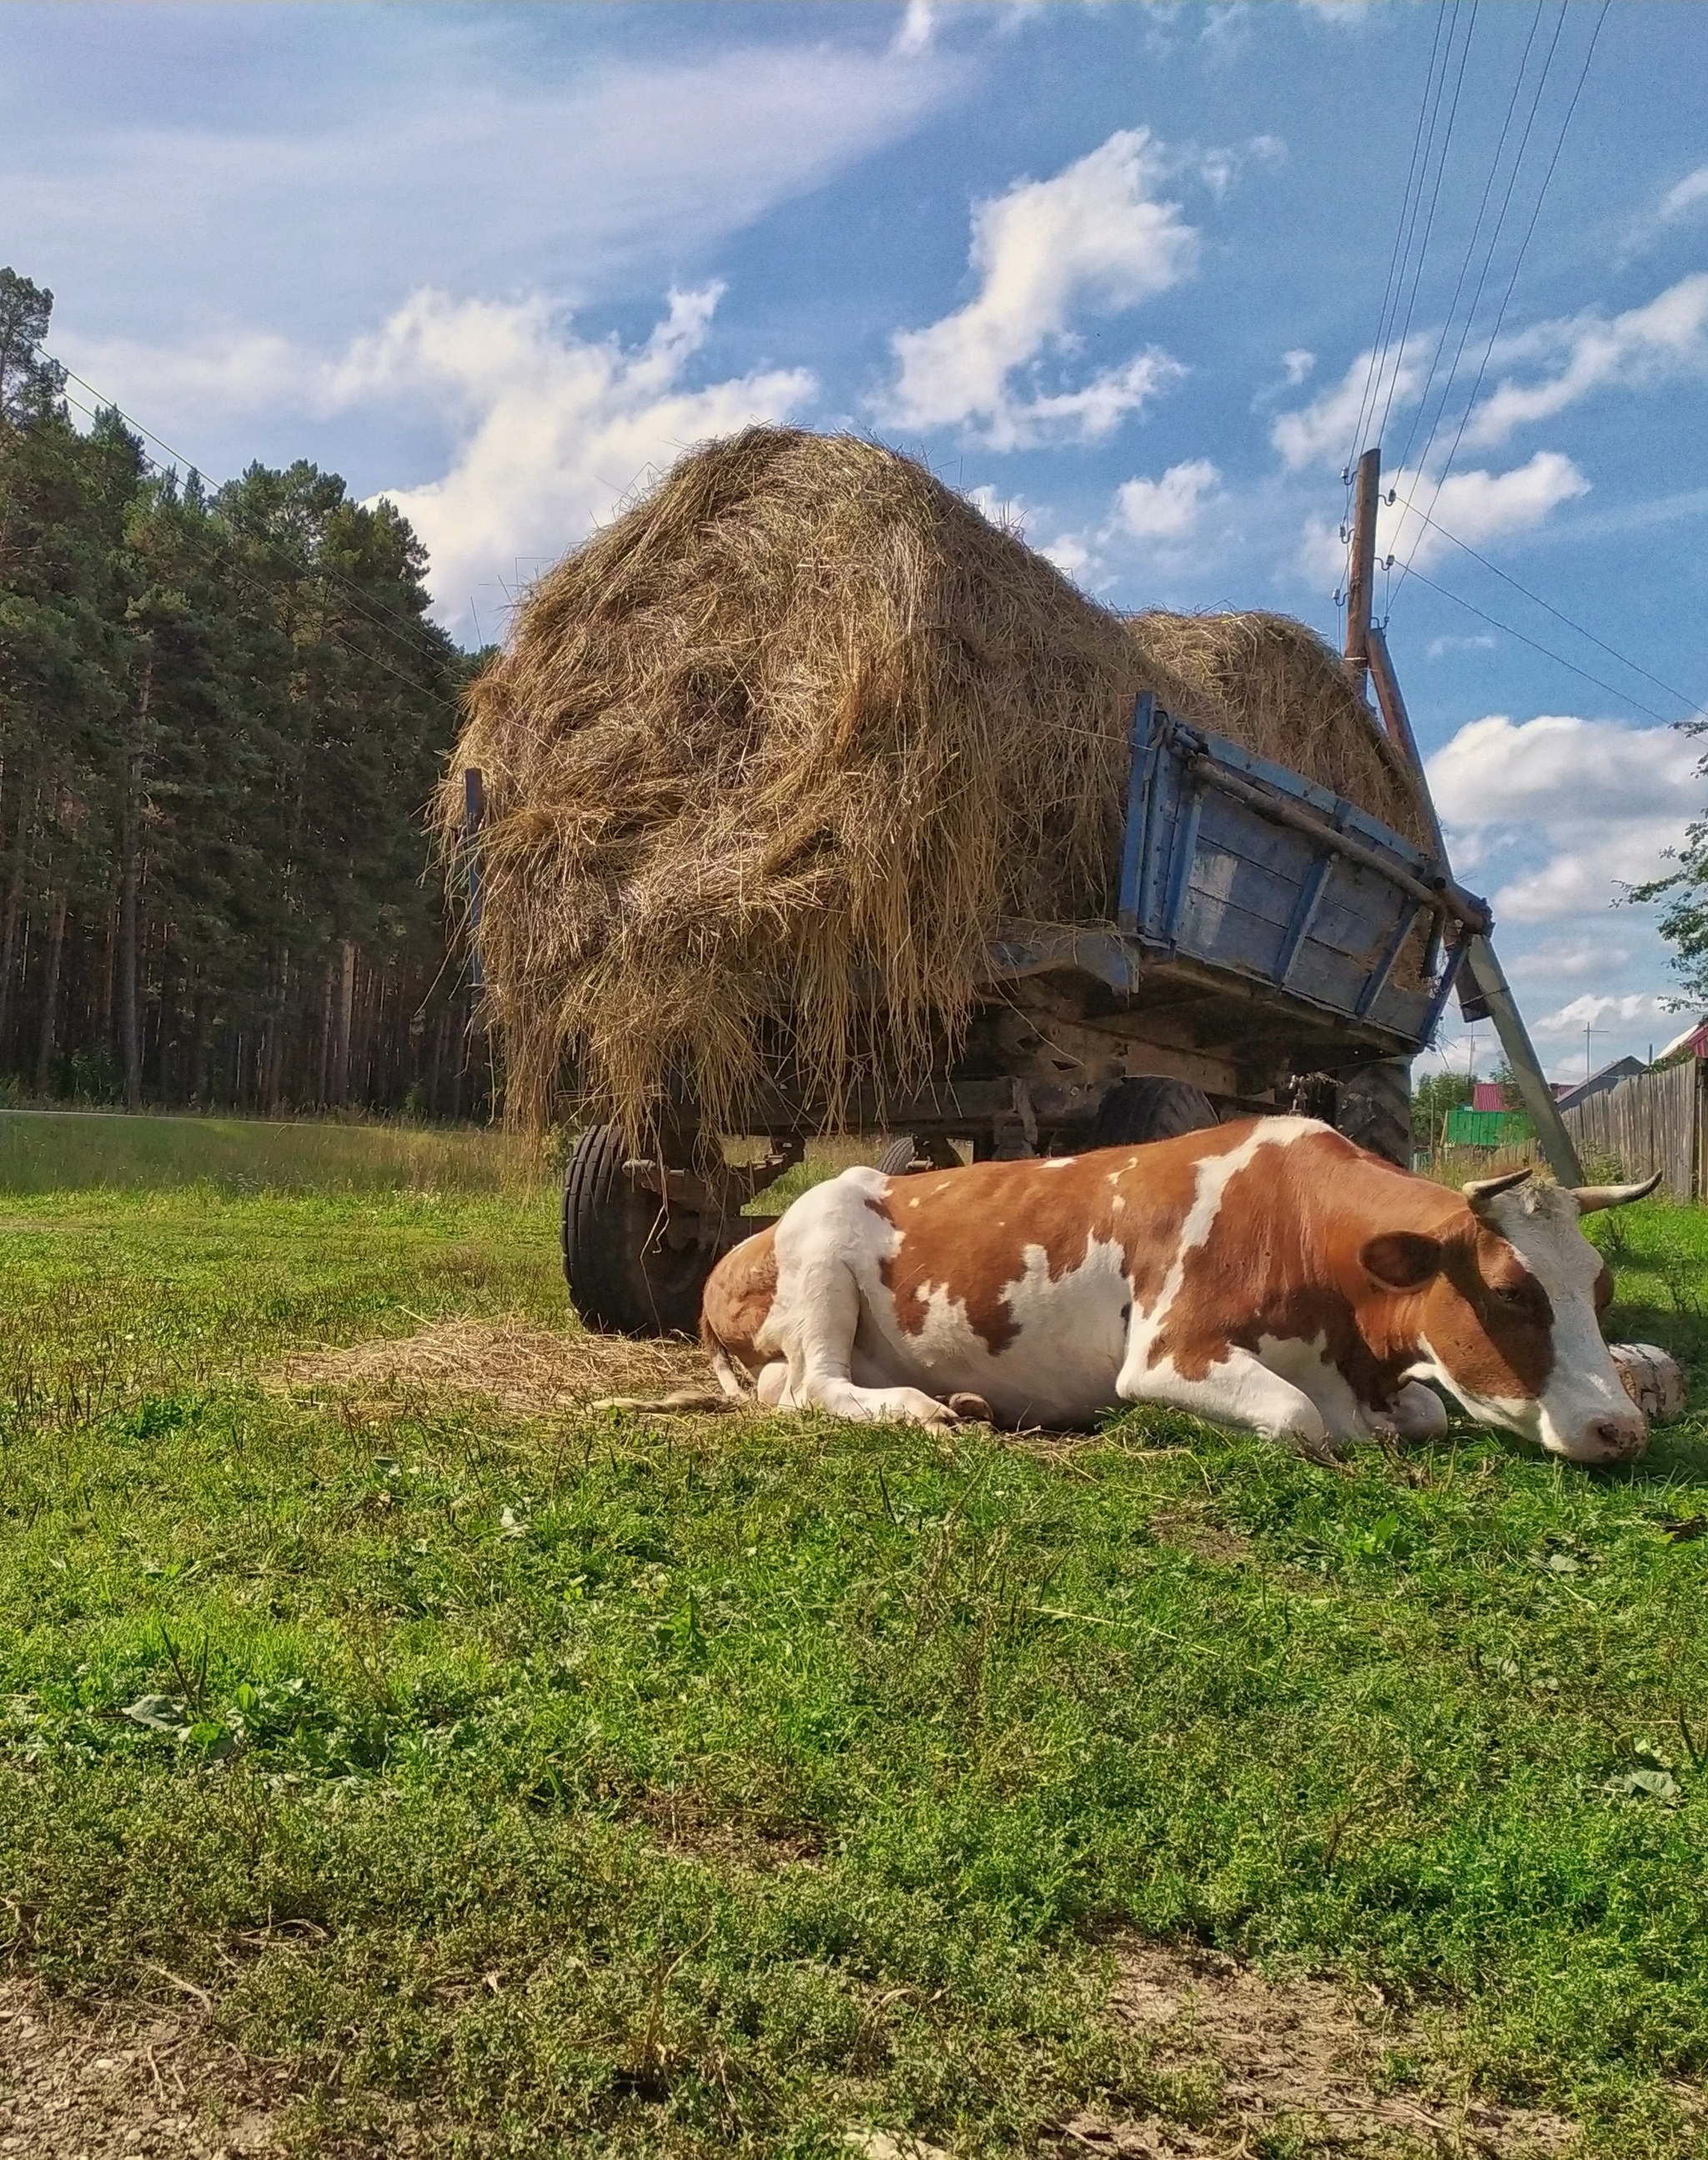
[1493,1283,1525,1304]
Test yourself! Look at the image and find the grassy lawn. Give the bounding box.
[3,1120,1708,2156]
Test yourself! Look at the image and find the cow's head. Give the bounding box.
[1359,1167,1660,1464]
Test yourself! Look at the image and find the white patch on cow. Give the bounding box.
[1256,1329,1369,1438]
[1126,1118,1321,1345]
[1112,1118,1337,1441]
[1041,1157,1075,1169]
[1411,1183,1644,1462]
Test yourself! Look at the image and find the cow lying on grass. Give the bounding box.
[702,1117,1659,1464]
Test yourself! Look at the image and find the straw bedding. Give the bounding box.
[445,428,1426,1141]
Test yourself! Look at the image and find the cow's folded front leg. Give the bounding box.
[1118,1343,1332,1448]
[796,1374,961,1427]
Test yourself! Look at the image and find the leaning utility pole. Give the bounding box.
[1343,447,1584,1186]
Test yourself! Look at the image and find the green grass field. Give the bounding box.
[3,1117,1708,2156]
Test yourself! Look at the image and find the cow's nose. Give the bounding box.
[1588,1415,1648,1461]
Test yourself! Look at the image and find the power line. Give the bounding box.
[37,340,450,673]
[1399,563,1687,726]
[1374,0,1480,453]
[1387,495,1705,717]
[58,384,457,712]
[1394,0,1609,593]
[1392,0,1548,481]
[1347,0,1454,471]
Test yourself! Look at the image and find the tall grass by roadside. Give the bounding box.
[0,1110,545,1198]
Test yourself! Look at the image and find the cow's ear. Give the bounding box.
[1359,1232,1441,1290]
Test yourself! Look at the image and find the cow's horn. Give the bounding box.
[1462,1168,1533,1211]
[1570,1170,1663,1214]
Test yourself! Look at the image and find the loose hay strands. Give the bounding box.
[442,428,1427,1143]
[275,1320,709,1417]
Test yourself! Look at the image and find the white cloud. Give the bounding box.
[1506,938,1633,986]
[892,1,936,58]
[1108,458,1222,541]
[54,329,301,418]
[1530,990,1673,1039]
[1298,450,1589,583]
[1427,711,1698,927]
[1427,632,1497,661]
[1462,273,1708,450]
[874,128,1196,448]
[32,33,963,366]
[1281,348,1314,388]
[1271,336,1426,471]
[1660,164,1708,223]
[328,286,813,640]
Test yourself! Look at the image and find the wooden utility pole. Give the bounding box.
[1338,444,1585,1185]
[1344,446,1380,692]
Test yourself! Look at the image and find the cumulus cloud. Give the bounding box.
[891,0,936,57]
[1660,164,1708,224]
[874,128,1196,448]
[1426,711,1698,927]
[1108,458,1222,541]
[1530,990,1674,1039]
[1298,450,1589,582]
[1461,272,1708,450]
[1271,337,1426,470]
[326,285,813,640]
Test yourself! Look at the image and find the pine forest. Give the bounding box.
[0,268,489,1118]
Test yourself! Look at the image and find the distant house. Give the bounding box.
[1553,1055,1647,1113]
[1471,1080,1506,1113]
[1656,1017,1708,1063]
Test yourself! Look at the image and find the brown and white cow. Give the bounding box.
[701,1117,1660,1464]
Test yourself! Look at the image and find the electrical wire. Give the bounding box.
[1384,496,1705,716]
[1393,0,1610,595]
[1373,0,1481,454]
[1347,0,1454,471]
[1392,0,1547,481]
[1388,1,1570,566]
[36,341,449,673]
[58,384,456,712]
[1399,564,1687,726]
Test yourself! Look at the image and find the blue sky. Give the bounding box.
[7,0,1707,1083]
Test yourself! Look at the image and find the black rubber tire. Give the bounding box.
[875,1136,922,1175]
[1087,1077,1220,1151]
[1334,1057,1413,1168]
[561,1125,718,1337]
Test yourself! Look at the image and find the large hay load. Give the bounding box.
[447,427,1429,1156]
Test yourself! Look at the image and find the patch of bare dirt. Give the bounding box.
[1050,1942,1580,2157]
[0,1978,286,2158]
[271,1319,711,1418]
[1148,1510,1252,1565]
[631,1786,826,1871]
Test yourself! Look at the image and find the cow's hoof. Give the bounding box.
[947,1392,995,1424]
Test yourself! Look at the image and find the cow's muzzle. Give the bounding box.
[1554,1412,1649,1465]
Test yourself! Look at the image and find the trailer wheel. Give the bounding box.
[561,1125,718,1337]
[1087,1077,1220,1150]
[1334,1057,1413,1168]
[876,1136,922,1176]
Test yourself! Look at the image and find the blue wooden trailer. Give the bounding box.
[557,694,1492,1334]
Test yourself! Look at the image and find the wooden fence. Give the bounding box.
[1560,1058,1703,1200]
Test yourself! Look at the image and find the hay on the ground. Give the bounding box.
[275,1321,708,1416]
[444,427,1428,1140]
